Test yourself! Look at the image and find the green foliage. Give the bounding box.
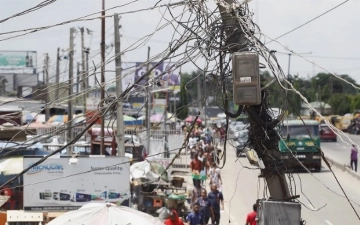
[263,71,358,116]
[329,94,351,115]
[179,69,358,117]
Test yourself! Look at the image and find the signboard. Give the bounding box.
[0,51,37,68]
[23,156,130,211]
[122,62,181,92]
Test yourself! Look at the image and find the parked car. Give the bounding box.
[234,130,248,157]
[232,124,247,138]
[319,124,337,142]
[229,121,245,132]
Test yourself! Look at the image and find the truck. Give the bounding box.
[279,120,322,172]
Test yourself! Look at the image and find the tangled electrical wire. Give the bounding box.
[1,0,360,221]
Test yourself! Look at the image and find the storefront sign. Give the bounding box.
[23,156,130,211]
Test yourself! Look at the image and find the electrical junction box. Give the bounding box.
[257,200,301,225]
[232,52,261,105]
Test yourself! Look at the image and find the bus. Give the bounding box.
[279,120,322,172]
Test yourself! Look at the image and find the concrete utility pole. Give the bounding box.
[67,27,75,155]
[85,48,90,88]
[216,1,291,201]
[80,27,87,115]
[164,90,169,158]
[145,47,151,156]
[217,0,248,53]
[114,13,125,157]
[197,74,202,116]
[55,48,60,98]
[76,62,80,94]
[44,53,50,122]
[100,0,106,155]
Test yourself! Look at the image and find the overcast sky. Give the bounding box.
[1,0,359,87]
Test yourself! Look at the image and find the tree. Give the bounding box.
[329,94,351,115]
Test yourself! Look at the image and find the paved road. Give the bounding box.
[219,146,360,225]
[322,132,360,171]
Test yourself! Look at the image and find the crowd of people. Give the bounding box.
[187,123,225,225]
[163,122,257,225]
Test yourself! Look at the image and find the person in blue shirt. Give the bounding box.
[186,202,203,225]
[208,184,224,225]
[196,188,215,225]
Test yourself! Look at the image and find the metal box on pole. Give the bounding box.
[257,200,302,225]
[232,52,261,105]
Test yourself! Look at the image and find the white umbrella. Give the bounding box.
[0,157,23,175]
[47,203,163,225]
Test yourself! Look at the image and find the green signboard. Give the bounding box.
[0,51,37,68]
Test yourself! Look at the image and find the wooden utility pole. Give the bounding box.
[55,48,60,98]
[114,13,125,157]
[80,27,87,115]
[44,53,50,122]
[145,47,151,155]
[100,0,106,155]
[67,27,75,155]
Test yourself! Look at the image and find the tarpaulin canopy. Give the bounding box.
[130,160,170,183]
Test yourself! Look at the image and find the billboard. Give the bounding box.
[0,51,37,68]
[122,62,181,93]
[23,156,130,211]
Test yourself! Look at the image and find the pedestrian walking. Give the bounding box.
[245,203,258,225]
[186,203,203,225]
[351,144,358,172]
[164,210,185,225]
[196,189,215,225]
[209,162,222,192]
[190,153,202,187]
[208,184,224,225]
[192,182,202,205]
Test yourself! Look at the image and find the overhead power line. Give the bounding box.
[266,0,350,44]
[0,0,58,24]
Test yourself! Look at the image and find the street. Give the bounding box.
[219,144,360,225]
[322,132,360,170]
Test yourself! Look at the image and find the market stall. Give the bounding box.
[130,161,189,218]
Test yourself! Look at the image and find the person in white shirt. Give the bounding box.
[208,162,222,192]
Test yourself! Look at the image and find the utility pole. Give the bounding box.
[197,74,202,116]
[80,27,87,115]
[287,53,291,80]
[76,62,80,94]
[100,0,106,155]
[85,48,90,88]
[44,53,50,122]
[164,91,169,158]
[145,47,151,156]
[55,48,60,98]
[114,13,125,157]
[217,0,292,203]
[67,27,75,155]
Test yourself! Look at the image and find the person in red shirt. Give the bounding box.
[164,210,185,225]
[190,153,202,187]
[245,203,258,225]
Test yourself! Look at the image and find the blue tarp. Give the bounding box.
[124,119,143,126]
